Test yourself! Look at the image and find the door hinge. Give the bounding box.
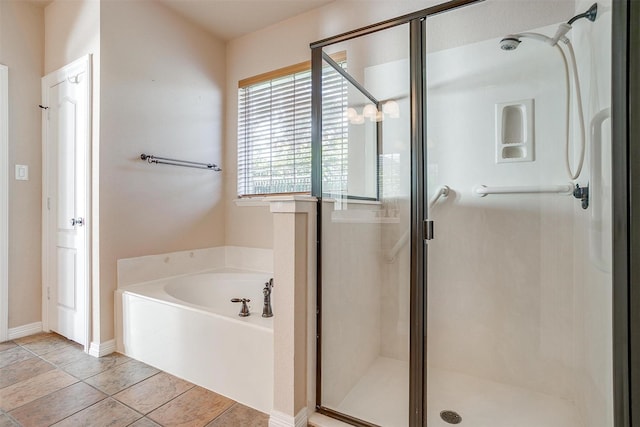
[47,287,50,300]
[424,219,434,241]
[47,197,51,210]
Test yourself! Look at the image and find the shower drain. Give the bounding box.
[440,410,462,424]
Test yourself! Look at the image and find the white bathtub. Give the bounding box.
[117,270,274,413]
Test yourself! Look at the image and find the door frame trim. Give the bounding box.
[0,64,8,343]
[41,55,92,351]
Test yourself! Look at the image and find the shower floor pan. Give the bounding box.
[335,357,581,427]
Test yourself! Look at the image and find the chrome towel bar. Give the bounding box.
[140,153,222,171]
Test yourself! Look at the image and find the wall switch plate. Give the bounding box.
[15,165,28,181]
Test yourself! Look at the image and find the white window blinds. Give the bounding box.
[237,57,347,196]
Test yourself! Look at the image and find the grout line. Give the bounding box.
[210,401,238,423]
[53,396,143,427]
[4,410,21,427]
[4,380,82,417]
[40,390,110,426]
[139,380,198,416]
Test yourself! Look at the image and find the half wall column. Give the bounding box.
[267,195,317,427]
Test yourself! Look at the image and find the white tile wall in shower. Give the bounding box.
[425,23,579,401]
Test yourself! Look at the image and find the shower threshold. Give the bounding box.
[333,358,581,427]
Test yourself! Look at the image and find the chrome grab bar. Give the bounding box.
[387,185,451,262]
[473,184,573,197]
[429,185,450,209]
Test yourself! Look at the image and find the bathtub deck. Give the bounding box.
[333,357,582,427]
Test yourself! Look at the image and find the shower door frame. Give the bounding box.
[613,1,640,426]
[310,1,483,425]
[311,0,638,425]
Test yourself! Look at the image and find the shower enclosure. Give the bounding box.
[311,0,631,426]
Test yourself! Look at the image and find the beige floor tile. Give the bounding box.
[148,386,235,427]
[129,417,162,427]
[39,343,86,366]
[0,368,78,411]
[0,347,34,369]
[61,352,131,379]
[0,413,17,427]
[0,358,55,389]
[51,397,141,427]
[0,343,16,353]
[9,382,106,427]
[84,359,159,395]
[113,371,194,414]
[19,335,74,356]
[12,333,51,345]
[206,403,269,427]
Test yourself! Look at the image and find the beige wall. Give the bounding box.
[0,0,44,329]
[98,0,226,341]
[44,0,99,74]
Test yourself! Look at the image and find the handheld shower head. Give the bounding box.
[499,33,554,51]
[499,36,521,51]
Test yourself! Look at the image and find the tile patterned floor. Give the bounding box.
[0,333,269,427]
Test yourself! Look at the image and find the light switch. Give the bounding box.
[15,165,28,181]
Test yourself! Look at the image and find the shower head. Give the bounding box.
[499,33,554,51]
[499,37,521,51]
[500,3,597,51]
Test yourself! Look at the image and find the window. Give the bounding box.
[237,55,347,196]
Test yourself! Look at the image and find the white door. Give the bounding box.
[42,57,91,346]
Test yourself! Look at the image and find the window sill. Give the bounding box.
[234,194,317,207]
[233,197,270,207]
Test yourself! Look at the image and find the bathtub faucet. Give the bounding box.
[262,278,274,318]
[231,298,250,317]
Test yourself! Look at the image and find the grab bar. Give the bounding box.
[589,107,611,272]
[387,185,451,262]
[473,184,573,197]
[140,154,222,171]
[429,185,450,208]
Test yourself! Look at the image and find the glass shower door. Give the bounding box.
[317,23,412,427]
[424,2,613,426]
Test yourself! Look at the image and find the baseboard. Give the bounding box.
[8,322,42,340]
[88,339,116,357]
[269,408,308,427]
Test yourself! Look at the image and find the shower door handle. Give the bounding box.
[423,220,434,241]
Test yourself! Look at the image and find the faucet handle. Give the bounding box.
[231,298,251,317]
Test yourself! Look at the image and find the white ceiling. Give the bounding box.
[158,0,335,41]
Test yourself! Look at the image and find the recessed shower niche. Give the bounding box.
[495,99,534,163]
